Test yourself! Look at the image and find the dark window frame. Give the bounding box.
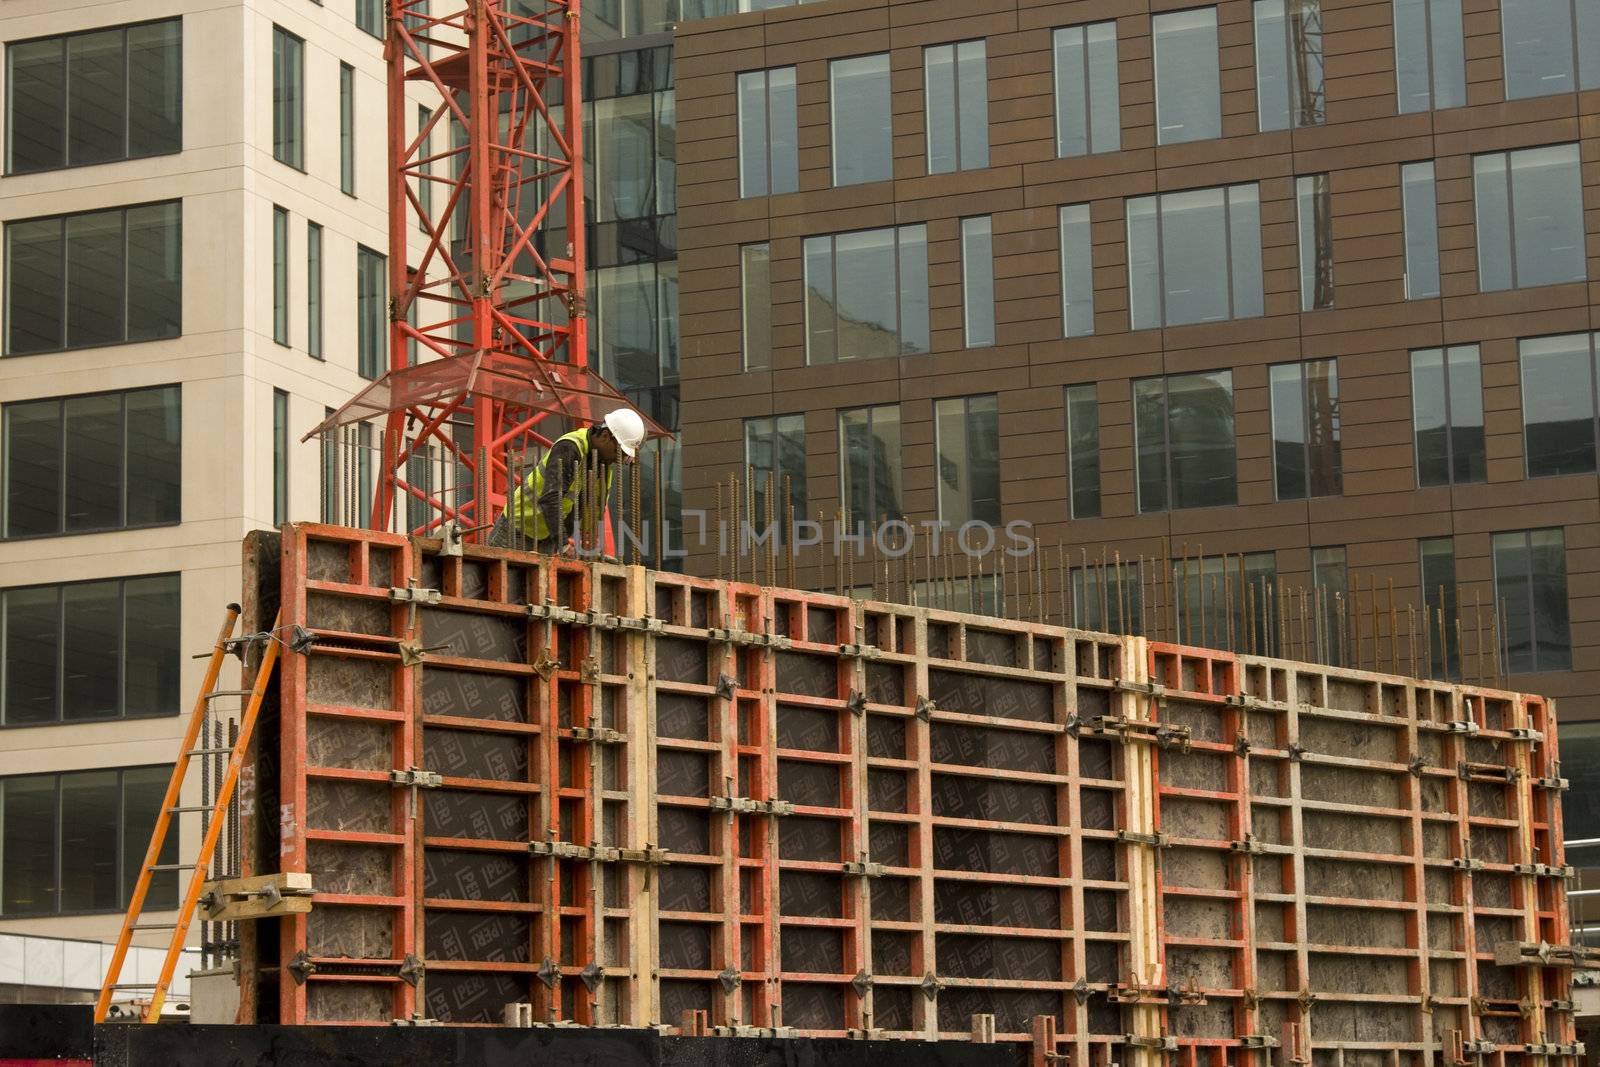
[1296,173,1334,310]
[1411,343,1485,487]
[802,224,930,364]
[1394,0,1466,112]
[736,66,798,198]
[339,62,356,196]
[742,412,808,532]
[961,216,995,348]
[1132,369,1238,513]
[1127,183,1263,329]
[273,389,289,525]
[740,241,772,370]
[1052,20,1121,157]
[1064,383,1100,519]
[1254,0,1325,131]
[1474,143,1587,293]
[933,393,1001,527]
[923,38,989,174]
[357,244,387,380]
[272,205,289,346]
[1269,358,1342,501]
[839,403,903,528]
[1520,331,1600,478]
[1492,526,1571,674]
[271,25,304,171]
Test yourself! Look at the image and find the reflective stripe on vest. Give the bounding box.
[510,428,612,541]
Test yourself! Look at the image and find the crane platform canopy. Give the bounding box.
[300,350,672,444]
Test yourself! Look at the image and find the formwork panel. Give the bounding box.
[259,528,1577,1064]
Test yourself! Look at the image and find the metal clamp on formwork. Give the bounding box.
[915,696,937,722]
[1091,716,1192,752]
[842,860,886,878]
[1109,984,1169,1004]
[1123,1035,1179,1051]
[838,643,881,659]
[1511,862,1575,879]
[1523,1043,1586,1057]
[201,872,314,921]
[398,641,451,667]
[389,768,442,789]
[1113,678,1169,704]
[1535,774,1571,791]
[710,1025,795,1039]
[389,586,442,606]
[530,840,622,863]
[710,795,793,816]
[1510,727,1546,743]
[1239,1035,1280,1050]
[398,954,424,987]
[579,657,600,683]
[1494,941,1589,967]
[533,649,561,679]
[716,674,737,699]
[1444,719,1480,736]
[847,691,868,716]
[1459,1038,1497,1055]
[707,627,788,649]
[600,612,664,634]
[1459,761,1519,783]
[390,1014,441,1027]
[1230,835,1266,855]
[526,603,596,626]
[1451,857,1485,872]
[565,725,626,745]
[1116,829,1170,849]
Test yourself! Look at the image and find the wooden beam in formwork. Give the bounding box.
[250,523,1581,1064]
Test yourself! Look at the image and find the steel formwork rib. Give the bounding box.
[259,525,1581,1062]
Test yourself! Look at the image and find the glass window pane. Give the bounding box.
[593,92,655,222]
[841,408,871,525]
[125,202,182,343]
[123,575,179,716]
[1295,0,1325,124]
[1087,24,1121,152]
[936,398,970,526]
[1133,378,1169,512]
[1494,531,1533,672]
[831,55,892,186]
[897,225,930,355]
[768,68,798,195]
[1394,0,1431,111]
[874,406,903,521]
[1305,359,1340,496]
[125,385,182,526]
[7,39,65,173]
[925,45,957,174]
[1,776,58,915]
[739,72,772,197]
[1160,187,1229,325]
[1255,0,1290,131]
[358,247,386,379]
[2,587,60,725]
[66,29,127,166]
[127,21,182,158]
[1521,334,1597,477]
[1430,0,1467,106]
[1228,184,1265,318]
[804,236,835,363]
[62,580,120,720]
[273,208,289,345]
[835,229,899,360]
[1297,175,1332,310]
[1420,536,1458,677]
[273,28,303,169]
[1530,527,1571,669]
[1510,144,1586,289]
[63,393,123,531]
[274,389,289,523]
[1060,204,1094,336]
[1066,384,1100,519]
[6,217,65,355]
[962,217,995,348]
[340,64,355,194]
[1271,364,1308,500]
[1153,8,1221,144]
[1126,196,1160,330]
[742,243,771,369]
[307,222,323,358]
[65,209,125,349]
[1473,154,1512,292]
[1402,162,1440,299]
[1053,28,1088,157]
[1169,371,1236,509]
[1582,0,1600,89]
[3,399,63,537]
[969,395,1000,525]
[1411,348,1450,486]
[1502,0,1575,98]
[121,766,177,908]
[957,40,988,170]
[59,770,120,912]
[1446,345,1485,483]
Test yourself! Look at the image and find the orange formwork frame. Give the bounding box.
[258,524,1580,1062]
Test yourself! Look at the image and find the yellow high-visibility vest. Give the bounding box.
[509,428,612,541]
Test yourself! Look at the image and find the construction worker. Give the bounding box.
[488,408,646,553]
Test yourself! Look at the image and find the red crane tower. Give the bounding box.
[309,0,662,541]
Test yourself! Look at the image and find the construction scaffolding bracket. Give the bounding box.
[1494,941,1588,967]
[709,795,793,816]
[1094,715,1192,751]
[390,768,443,789]
[201,872,314,922]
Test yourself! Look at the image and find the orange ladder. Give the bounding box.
[94,604,282,1023]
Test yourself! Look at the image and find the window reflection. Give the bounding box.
[1474,144,1586,292]
[831,54,893,186]
[1133,371,1237,512]
[935,395,1000,527]
[1521,333,1600,477]
[1153,8,1221,144]
[1411,345,1484,487]
[1054,22,1121,157]
[1127,185,1262,329]
[1394,0,1465,111]
[804,226,929,363]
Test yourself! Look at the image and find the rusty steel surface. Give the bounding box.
[253,524,1578,1062]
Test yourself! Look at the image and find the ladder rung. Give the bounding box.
[167,806,213,813]
[206,689,257,699]
[187,747,234,756]
[132,922,179,930]
[112,983,161,989]
[149,863,198,871]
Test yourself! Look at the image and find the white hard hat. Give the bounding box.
[603,407,646,458]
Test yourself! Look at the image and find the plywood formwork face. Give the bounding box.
[262,525,1579,1061]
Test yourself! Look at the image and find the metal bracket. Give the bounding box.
[580,962,605,993]
[1229,835,1266,855]
[842,860,885,878]
[709,1025,793,1038]
[1117,829,1169,849]
[1110,984,1177,1004]
[287,950,316,985]
[533,649,561,679]
[398,641,450,667]
[388,586,442,606]
[1287,742,1305,761]
[850,971,872,997]
[716,966,741,994]
[1522,1043,1585,1056]
[709,795,793,816]
[1239,1035,1280,1050]
[1512,862,1574,879]
[579,657,600,683]
[920,973,943,999]
[847,690,868,716]
[1459,761,1517,783]
[715,674,737,700]
[708,627,788,649]
[1071,977,1090,1004]
[1409,757,1427,778]
[1450,857,1484,872]
[390,768,443,789]
[1510,727,1545,743]
[526,603,594,626]
[1092,716,1192,752]
[1494,940,1588,967]
[604,613,663,634]
[390,1013,441,1027]
[202,872,314,921]
[287,625,318,655]
[537,957,559,989]
[565,725,626,745]
[1234,734,1251,757]
[529,840,664,865]
[398,954,424,987]
[1444,719,1480,735]
[1123,1036,1179,1051]
[838,643,881,659]
[438,519,466,558]
[914,696,937,722]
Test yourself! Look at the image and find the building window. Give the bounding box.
[417,104,433,220]
[588,87,675,226]
[1072,563,1141,634]
[357,0,384,38]
[357,245,386,380]
[1270,360,1341,500]
[320,406,337,524]
[273,389,289,525]
[1127,184,1263,329]
[1419,536,1460,677]
[1255,0,1324,130]
[1411,345,1485,487]
[1520,332,1600,477]
[840,405,902,526]
[1311,546,1348,663]
[1133,371,1236,512]
[1493,528,1570,673]
[738,68,798,197]
[934,394,1000,527]
[340,63,356,196]
[2,385,181,539]
[1559,723,1600,843]
[1393,0,1465,112]
[5,200,182,356]
[1402,161,1440,299]
[804,226,929,363]
[588,261,678,397]
[925,40,988,174]
[1,575,180,726]
[272,206,289,345]
[1502,0,1600,98]
[307,221,323,358]
[271,27,303,170]
[1153,8,1221,144]
[741,243,771,369]
[830,54,892,187]
[0,766,178,916]
[356,422,374,528]
[1173,552,1277,648]
[1296,174,1333,310]
[1060,203,1094,336]
[1053,22,1120,157]
[1065,383,1100,519]
[744,414,807,526]
[5,19,182,175]
[1474,144,1586,293]
[962,217,995,348]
